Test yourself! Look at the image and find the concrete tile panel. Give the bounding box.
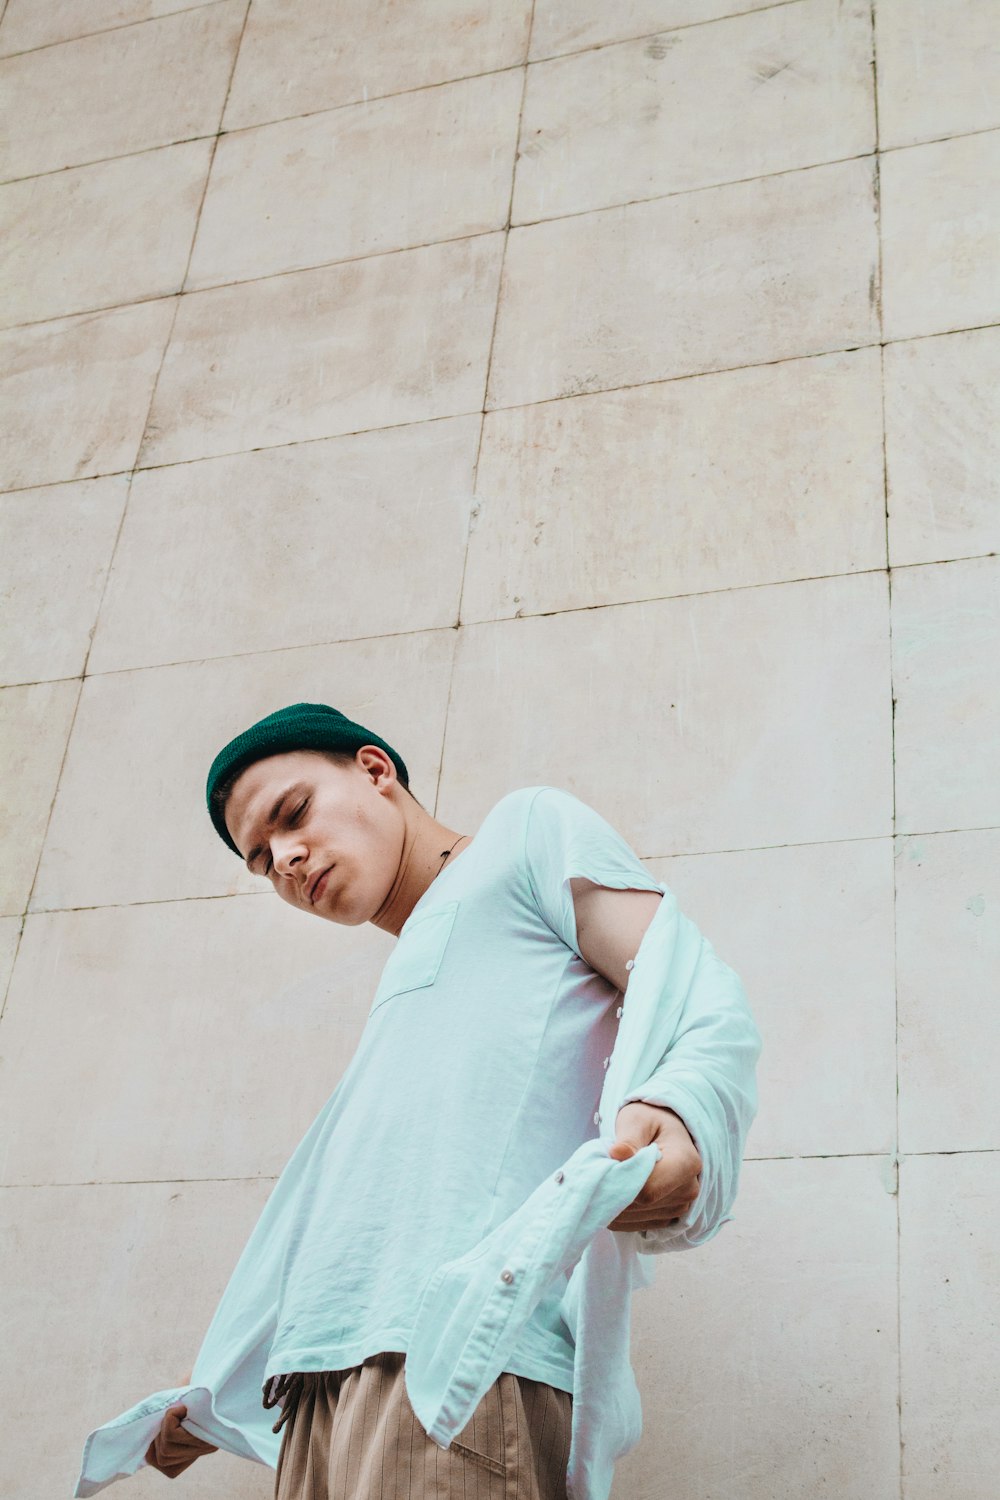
[90,418,478,673]
[899,1152,1000,1500]
[465,347,886,622]
[875,0,1000,149]
[139,233,504,468]
[223,0,532,132]
[440,571,893,855]
[0,299,175,493]
[488,156,879,410]
[621,1156,899,1500]
[0,678,80,916]
[0,1,245,180]
[0,140,213,329]
[881,128,1000,342]
[650,836,896,1158]
[530,0,784,60]
[0,894,394,1183]
[0,1178,276,1499]
[885,326,1000,567]
[0,0,198,55]
[515,0,874,222]
[31,629,454,911]
[0,475,128,685]
[188,71,521,291]
[896,828,1000,1153]
[891,555,1000,833]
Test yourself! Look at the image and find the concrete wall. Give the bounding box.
[1,2,998,1496]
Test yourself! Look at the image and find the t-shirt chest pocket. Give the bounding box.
[369,900,459,1016]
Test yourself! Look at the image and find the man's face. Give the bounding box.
[224,748,405,925]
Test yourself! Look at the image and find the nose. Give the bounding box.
[271,834,307,880]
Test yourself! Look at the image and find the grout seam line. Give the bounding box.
[0,1,256,1024]
[870,7,906,1493]
[0,0,232,62]
[433,0,537,820]
[14,819,1000,920]
[4,1147,999,1193]
[3,550,999,691]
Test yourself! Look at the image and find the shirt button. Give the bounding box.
[593,1111,601,1125]
[554,1170,564,1184]
[500,1269,515,1285]
[616,1005,623,1019]
[603,1057,610,1069]
[625,958,635,971]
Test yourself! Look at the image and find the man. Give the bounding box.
[139,701,760,1499]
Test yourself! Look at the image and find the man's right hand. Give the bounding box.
[144,1403,219,1479]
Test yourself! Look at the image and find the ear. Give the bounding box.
[357,744,395,789]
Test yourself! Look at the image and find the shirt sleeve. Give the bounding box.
[620,930,762,1254]
[524,785,762,1257]
[523,785,665,960]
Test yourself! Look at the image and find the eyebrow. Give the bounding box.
[244,783,305,870]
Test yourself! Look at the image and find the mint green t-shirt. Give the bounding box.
[262,784,665,1394]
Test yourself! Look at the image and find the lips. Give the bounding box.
[308,866,332,905]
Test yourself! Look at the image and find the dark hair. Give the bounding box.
[209,747,421,845]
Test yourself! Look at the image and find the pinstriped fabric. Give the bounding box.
[272,1352,572,1500]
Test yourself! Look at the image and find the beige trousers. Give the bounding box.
[268,1352,573,1500]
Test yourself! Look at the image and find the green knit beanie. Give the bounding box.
[205,702,410,856]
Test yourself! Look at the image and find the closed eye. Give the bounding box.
[263,798,309,876]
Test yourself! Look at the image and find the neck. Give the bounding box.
[371,808,469,938]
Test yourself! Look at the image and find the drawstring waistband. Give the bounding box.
[261,1357,395,1435]
[262,1371,305,1434]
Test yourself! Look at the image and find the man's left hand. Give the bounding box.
[605,1100,702,1232]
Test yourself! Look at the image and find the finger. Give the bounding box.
[630,1167,700,1204]
[609,1217,688,1232]
[154,1434,207,1473]
[177,1434,219,1455]
[148,1408,216,1469]
[608,1210,673,1228]
[611,1102,660,1144]
[607,1141,638,1160]
[160,1405,187,1437]
[156,1455,196,1478]
[635,1192,699,1218]
[608,1204,695,1229]
[161,1405,208,1449]
[164,1427,218,1459]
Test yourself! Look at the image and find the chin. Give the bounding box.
[299,892,338,922]
[309,889,365,926]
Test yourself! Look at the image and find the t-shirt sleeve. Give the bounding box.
[523,785,666,959]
